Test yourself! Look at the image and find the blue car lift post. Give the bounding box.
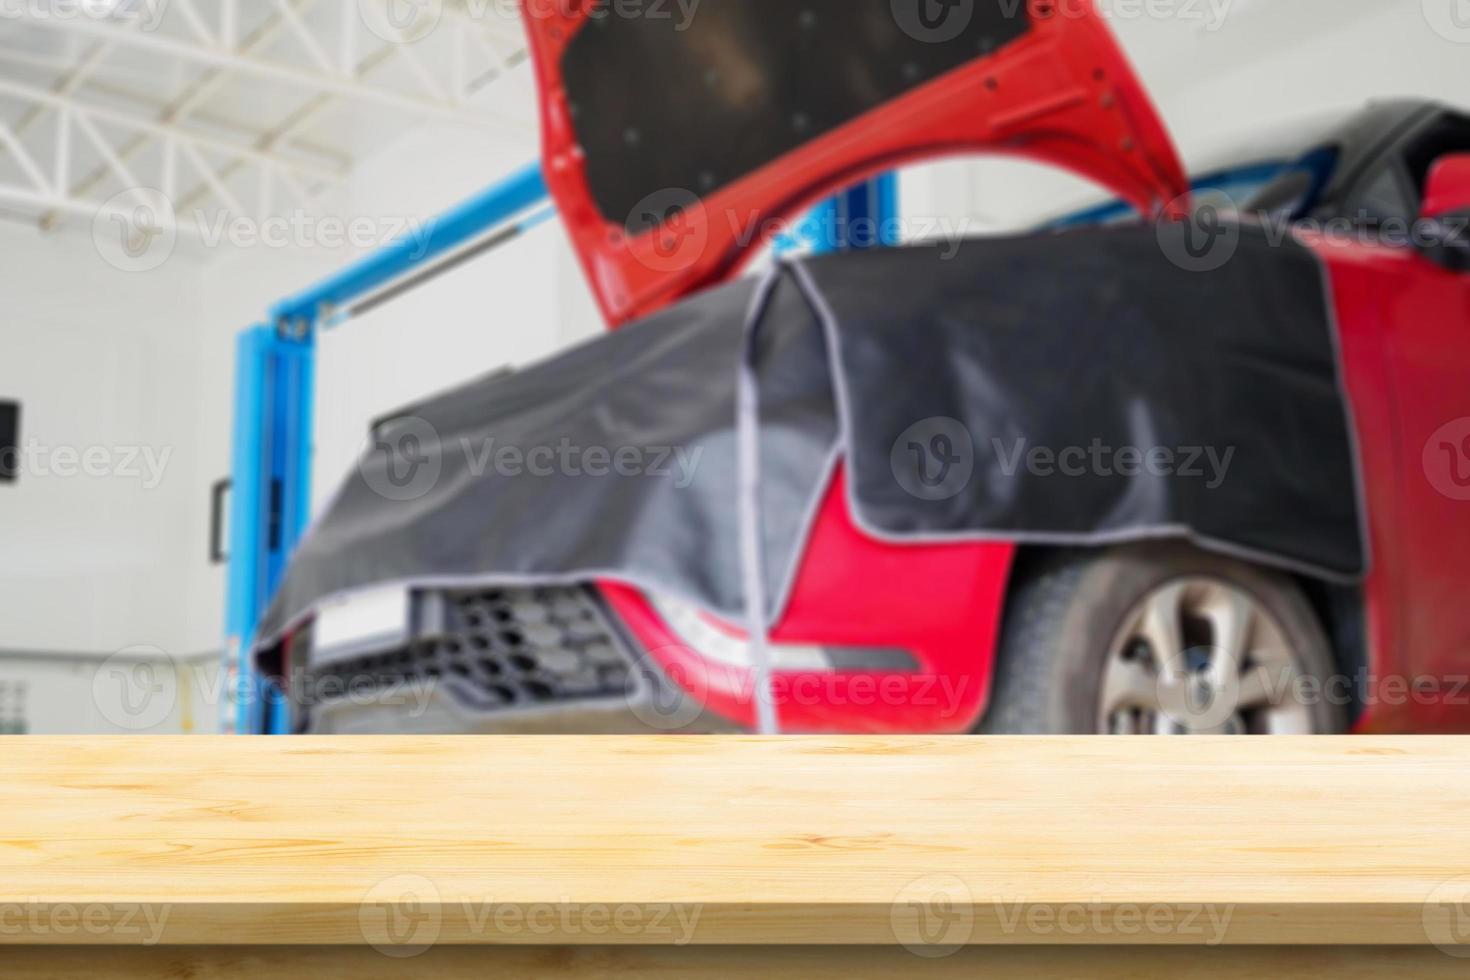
[223,167,898,734]
[224,162,549,734]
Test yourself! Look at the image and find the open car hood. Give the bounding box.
[520,0,1188,325]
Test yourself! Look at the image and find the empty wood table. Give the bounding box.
[2,737,1468,976]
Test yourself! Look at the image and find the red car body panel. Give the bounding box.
[519,4,1470,733]
[1309,237,1408,733]
[601,469,1015,733]
[1308,233,1470,733]
[596,470,1011,734]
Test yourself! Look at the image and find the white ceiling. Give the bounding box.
[0,0,535,234]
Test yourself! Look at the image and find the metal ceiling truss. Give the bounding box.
[0,77,335,230]
[0,0,531,233]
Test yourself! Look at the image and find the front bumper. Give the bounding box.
[275,585,732,734]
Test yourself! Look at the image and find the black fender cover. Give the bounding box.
[804,223,1364,578]
[255,224,1364,649]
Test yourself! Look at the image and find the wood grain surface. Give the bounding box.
[1,737,1467,947]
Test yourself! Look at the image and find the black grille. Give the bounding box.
[297,586,634,719]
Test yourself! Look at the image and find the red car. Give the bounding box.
[269,2,1470,736]
[522,3,1470,736]
[596,98,1470,737]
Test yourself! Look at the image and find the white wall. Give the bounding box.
[0,221,204,656]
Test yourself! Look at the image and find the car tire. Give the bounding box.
[977,542,1347,734]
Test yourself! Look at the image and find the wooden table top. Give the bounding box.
[3,737,1468,947]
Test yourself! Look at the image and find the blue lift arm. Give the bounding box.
[224,163,548,733]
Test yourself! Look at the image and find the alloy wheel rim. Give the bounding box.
[1098,578,1315,735]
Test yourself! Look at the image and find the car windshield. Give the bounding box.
[1240,101,1447,226]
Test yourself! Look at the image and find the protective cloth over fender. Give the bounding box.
[257,272,841,647]
[802,224,1366,578]
[254,224,1365,650]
